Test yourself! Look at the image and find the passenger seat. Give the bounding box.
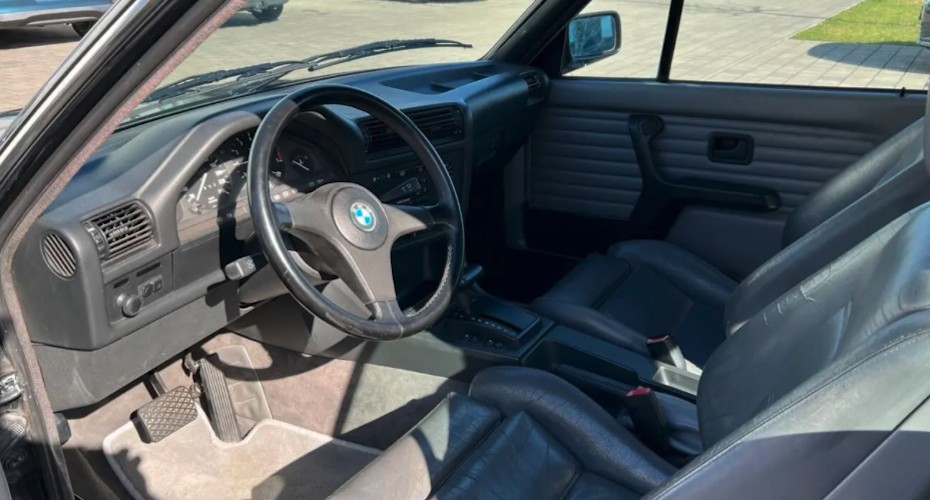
[534,118,928,365]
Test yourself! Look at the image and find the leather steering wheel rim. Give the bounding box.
[248,84,465,340]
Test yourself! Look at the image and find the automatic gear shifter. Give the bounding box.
[456,263,485,316]
[448,264,542,349]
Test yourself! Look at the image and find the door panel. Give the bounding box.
[530,107,642,219]
[519,78,926,277]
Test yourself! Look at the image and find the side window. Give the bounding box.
[673,0,930,89]
[565,0,672,78]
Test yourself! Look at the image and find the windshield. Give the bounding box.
[131,0,538,122]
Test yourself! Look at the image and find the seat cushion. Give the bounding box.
[331,367,675,500]
[534,240,736,365]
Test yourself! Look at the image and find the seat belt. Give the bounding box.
[625,387,671,455]
[647,335,688,370]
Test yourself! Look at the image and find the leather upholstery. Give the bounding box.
[781,117,924,245]
[535,118,928,364]
[649,204,930,499]
[330,393,500,500]
[725,159,930,333]
[534,242,735,364]
[332,366,675,499]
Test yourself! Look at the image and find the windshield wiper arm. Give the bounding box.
[142,38,472,104]
[299,38,473,72]
[144,60,302,102]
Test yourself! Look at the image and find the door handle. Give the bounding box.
[708,133,754,165]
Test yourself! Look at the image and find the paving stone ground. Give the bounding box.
[0,0,928,113]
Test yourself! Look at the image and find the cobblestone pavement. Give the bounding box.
[0,0,928,113]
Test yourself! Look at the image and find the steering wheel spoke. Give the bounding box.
[273,198,328,237]
[338,245,398,306]
[384,201,456,240]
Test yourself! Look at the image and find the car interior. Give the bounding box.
[6,1,930,499]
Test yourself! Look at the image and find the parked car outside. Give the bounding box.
[242,0,286,22]
[0,0,111,37]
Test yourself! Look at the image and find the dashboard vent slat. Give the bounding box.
[360,106,463,154]
[87,202,154,261]
[41,233,77,278]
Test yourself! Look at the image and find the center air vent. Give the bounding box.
[85,202,154,262]
[41,232,76,278]
[360,106,463,154]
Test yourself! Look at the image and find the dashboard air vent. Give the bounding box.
[86,202,154,261]
[360,106,463,154]
[522,71,545,104]
[41,233,76,278]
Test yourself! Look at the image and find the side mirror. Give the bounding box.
[920,0,930,48]
[564,11,621,72]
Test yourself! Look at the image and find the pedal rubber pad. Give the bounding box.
[134,386,197,443]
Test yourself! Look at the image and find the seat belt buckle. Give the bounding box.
[625,386,670,454]
[647,335,687,369]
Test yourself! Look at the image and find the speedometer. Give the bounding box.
[180,131,253,215]
[180,164,229,213]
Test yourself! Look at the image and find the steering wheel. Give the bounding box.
[248,85,465,341]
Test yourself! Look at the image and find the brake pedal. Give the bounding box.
[193,354,241,443]
[133,386,197,443]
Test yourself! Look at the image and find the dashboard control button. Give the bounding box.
[382,178,423,203]
[152,277,163,292]
[139,282,154,298]
[118,294,143,318]
[225,255,263,280]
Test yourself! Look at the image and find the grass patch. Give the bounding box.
[793,0,921,45]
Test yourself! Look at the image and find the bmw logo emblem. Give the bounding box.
[350,201,377,232]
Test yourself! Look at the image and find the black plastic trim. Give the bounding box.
[657,0,684,82]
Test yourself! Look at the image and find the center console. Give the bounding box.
[431,267,700,400]
[432,286,703,460]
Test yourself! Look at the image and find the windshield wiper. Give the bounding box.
[298,38,473,72]
[143,38,472,104]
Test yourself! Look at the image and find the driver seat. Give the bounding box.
[333,201,930,499]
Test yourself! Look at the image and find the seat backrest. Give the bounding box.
[782,117,925,246]
[724,118,929,333]
[649,203,930,499]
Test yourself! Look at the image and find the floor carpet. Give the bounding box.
[103,409,378,500]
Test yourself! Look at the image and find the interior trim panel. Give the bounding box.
[529,79,925,222]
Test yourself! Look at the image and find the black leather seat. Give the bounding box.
[334,200,930,498]
[332,368,673,499]
[535,118,928,365]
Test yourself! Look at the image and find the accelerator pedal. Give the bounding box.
[133,386,197,443]
[192,354,241,442]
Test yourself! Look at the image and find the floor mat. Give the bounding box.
[103,409,378,500]
[202,332,469,450]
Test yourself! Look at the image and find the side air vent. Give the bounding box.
[85,202,154,262]
[41,233,77,278]
[522,71,545,104]
[360,106,464,154]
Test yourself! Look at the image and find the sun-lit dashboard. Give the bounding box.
[177,129,342,229]
[15,61,549,412]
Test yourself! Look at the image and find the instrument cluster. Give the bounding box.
[177,129,339,227]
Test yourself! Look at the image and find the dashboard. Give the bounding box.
[177,129,341,229]
[14,61,549,411]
